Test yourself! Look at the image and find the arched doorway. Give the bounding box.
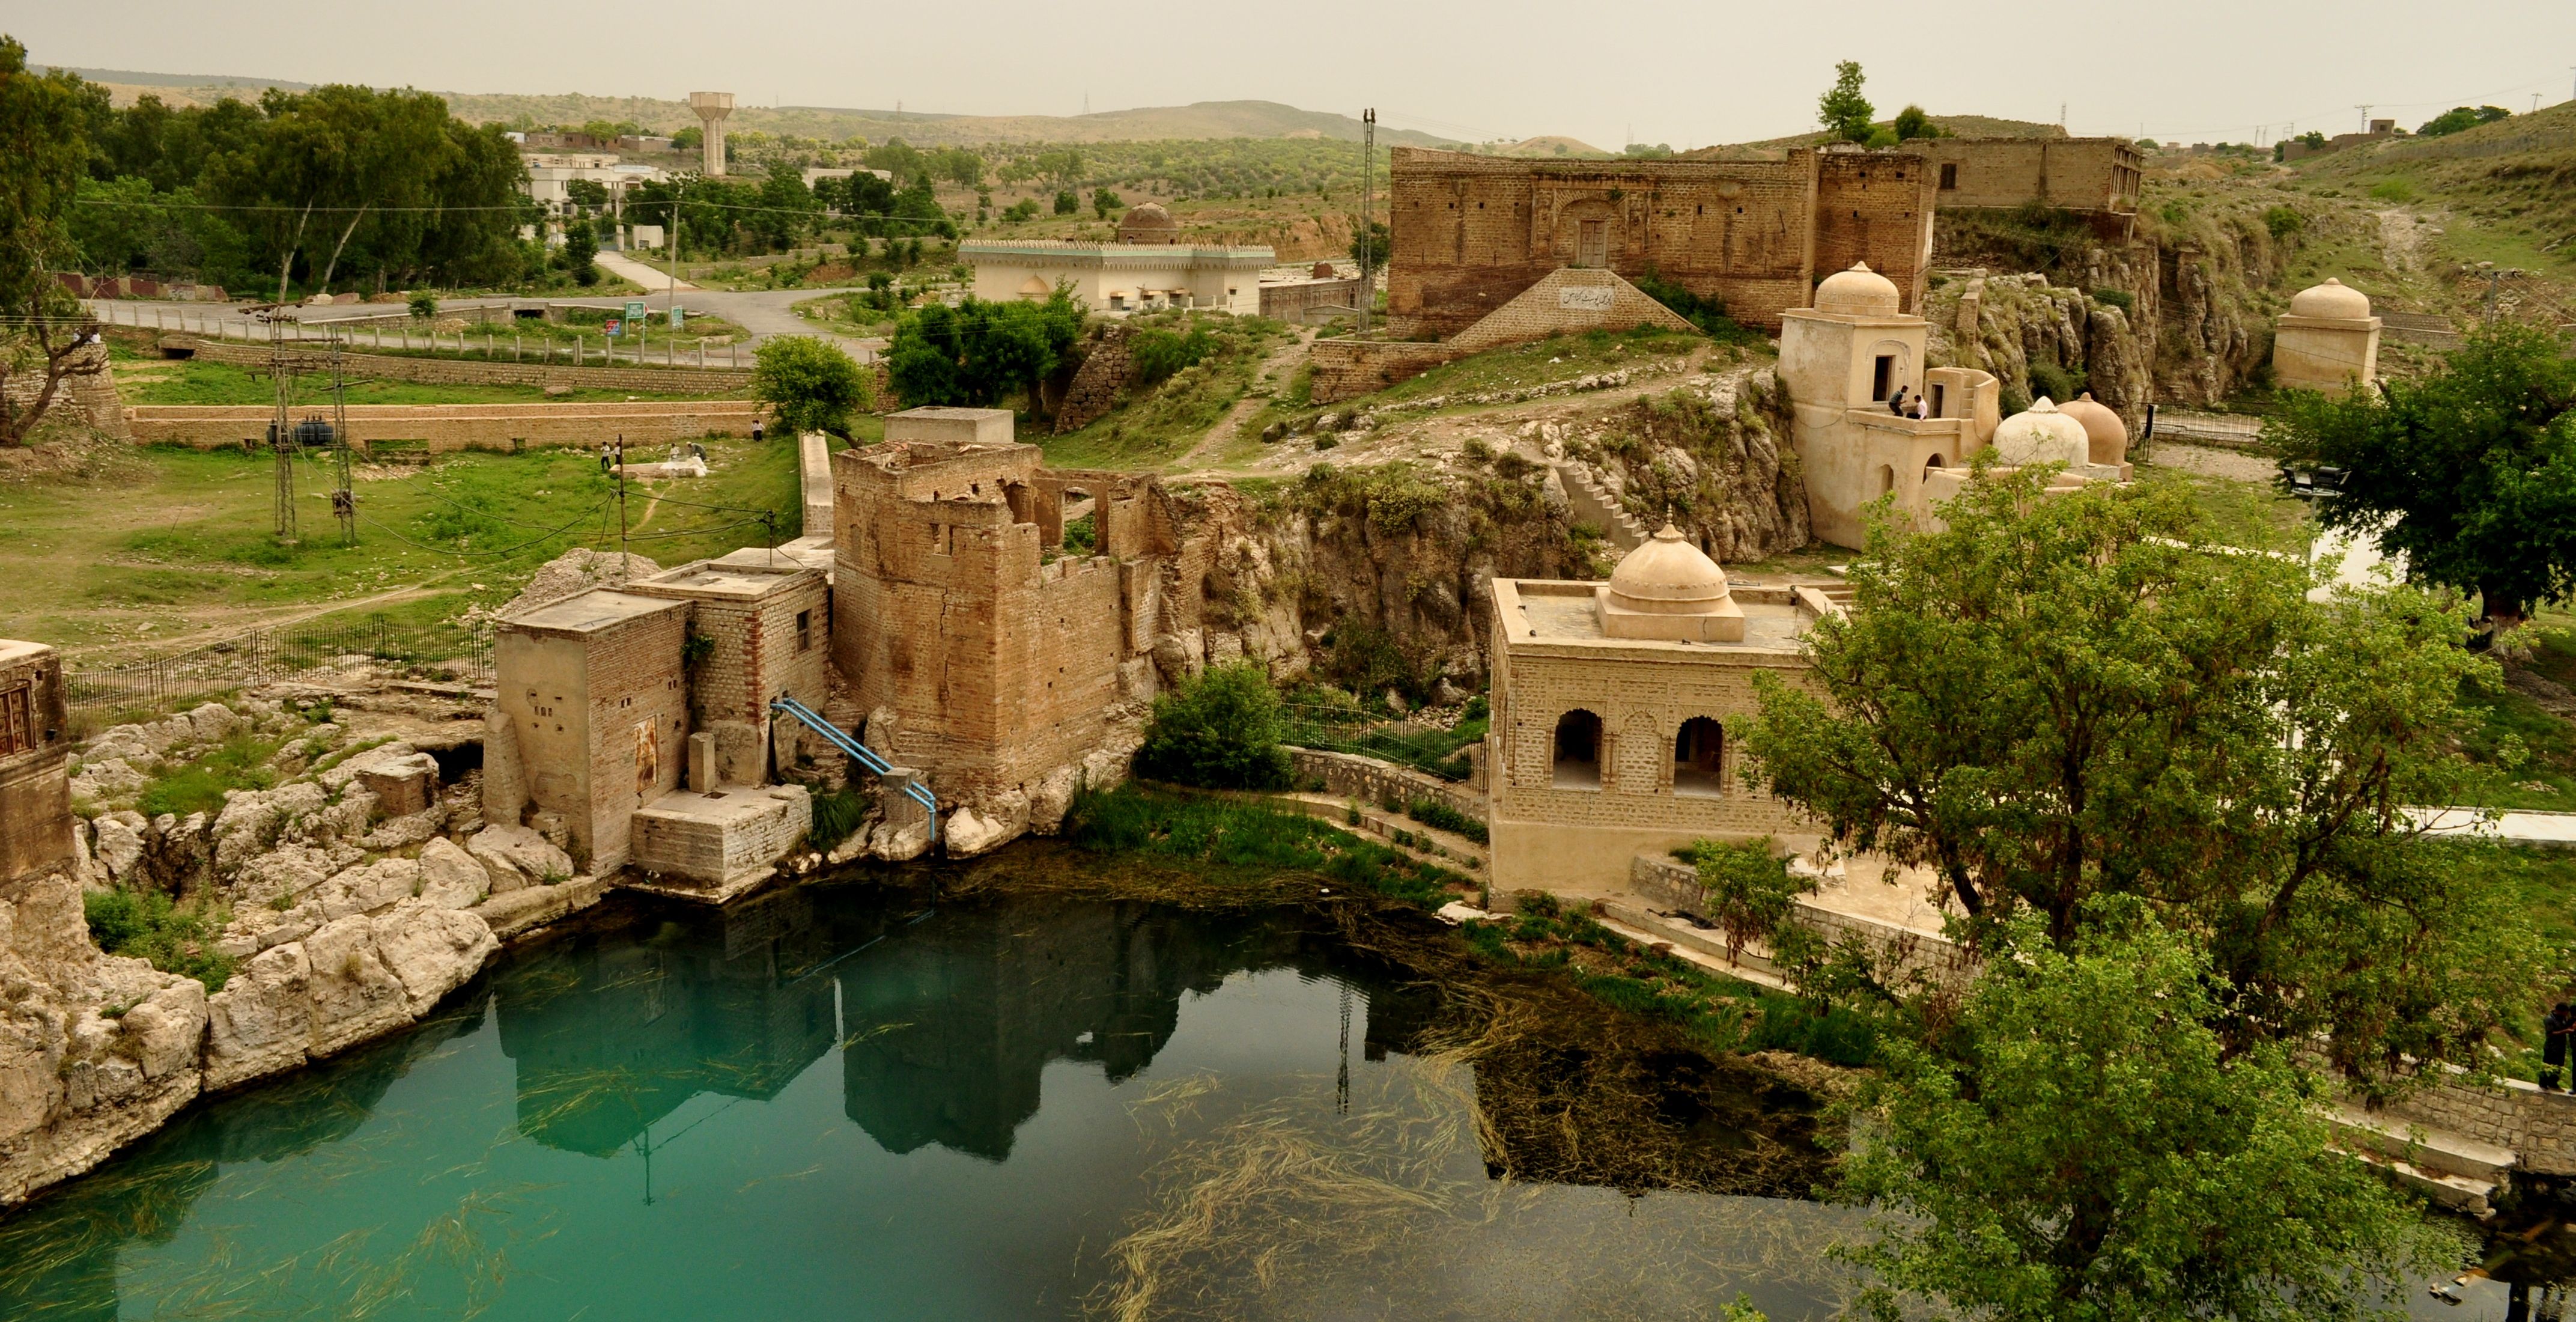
[1552,710,1602,789]
[1672,717,1724,797]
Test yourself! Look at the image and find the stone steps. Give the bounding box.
[2328,1103,2511,1218]
[1272,793,1486,877]
[1551,461,1648,552]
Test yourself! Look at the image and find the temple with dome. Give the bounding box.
[958,203,1274,315]
[2270,276,2382,397]
[1483,525,1828,892]
[1781,261,2133,547]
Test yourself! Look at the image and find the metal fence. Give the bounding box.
[1277,702,1480,782]
[65,617,493,721]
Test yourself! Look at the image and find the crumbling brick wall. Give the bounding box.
[1053,326,1134,434]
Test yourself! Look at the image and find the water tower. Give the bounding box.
[688,91,735,177]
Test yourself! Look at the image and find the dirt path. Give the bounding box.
[2376,207,2426,275]
[1168,331,1318,473]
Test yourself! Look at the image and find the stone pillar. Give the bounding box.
[687,731,716,791]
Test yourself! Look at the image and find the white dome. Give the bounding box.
[2289,277,2372,320]
[1814,262,1901,317]
[2055,392,2128,466]
[1606,522,1732,616]
[1991,397,2091,468]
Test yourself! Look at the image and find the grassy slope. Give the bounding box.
[112,357,737,407]
[1037,314,1293,471]
[0,435,800,657]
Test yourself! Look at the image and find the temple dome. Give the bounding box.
[1116,202,1180,245]
[1813,262,1901,317]
[2055,392,2128,466]
[2289,277,2372,320]
[1606,522,1733,616]
[1990,397,2090,467]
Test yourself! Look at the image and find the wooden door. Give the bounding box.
[1576,220,1608,269]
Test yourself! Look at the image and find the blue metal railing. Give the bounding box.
[770,696,940,841]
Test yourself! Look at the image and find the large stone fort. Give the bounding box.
[1387,145,1939,336]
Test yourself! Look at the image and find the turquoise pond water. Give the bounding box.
[0,867,1876,1321]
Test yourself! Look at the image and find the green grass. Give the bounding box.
[1062,784,1468,908]
[2131,462,2314,553]
[1462,892,1879,1067]
[1039,314,1292,471]
[135,733,282,817]
[113,358,736,407]
[1,434,801,656]
[84,888,235,993]
[1235,324,1715,449]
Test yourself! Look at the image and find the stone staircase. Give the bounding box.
[1551,462,1648,552]
[2327,1103,2514,1218]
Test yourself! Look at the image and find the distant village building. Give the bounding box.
[520,153,666,218]
[2269,278,2383,397]
[1904,136,2145,219]
[961,206,1271,314]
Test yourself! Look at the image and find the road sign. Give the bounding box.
[604,318,622,337]
[624,299,646,323]
[669,305,685,331]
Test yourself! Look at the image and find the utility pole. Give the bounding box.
[2357,105,2372,132]
[1358,108,1375,337]
[259,306,298,545]
[329,330,354,546]
[615,434,630,579]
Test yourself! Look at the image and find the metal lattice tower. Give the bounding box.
[263,309,298,544]
[329,332,355,545]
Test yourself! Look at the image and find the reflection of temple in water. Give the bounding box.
[493,887,851,1155]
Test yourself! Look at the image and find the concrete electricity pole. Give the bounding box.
[2356,105,2372,132]
[1359,108,1376,337]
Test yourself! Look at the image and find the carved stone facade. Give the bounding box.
[1386,146,1937,338]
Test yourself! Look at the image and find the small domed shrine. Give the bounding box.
[1114,201,1181,246]
[2055,392,2130,474]
[1990,398,2091,468]
[1597,523,1745,642]
[2271,277,2381,397]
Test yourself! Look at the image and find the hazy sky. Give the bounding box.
[14,1,2576,150]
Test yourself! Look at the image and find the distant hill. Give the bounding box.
[40,64,310,91]
[2289,100,2576,285]
[1475,136,1612,159]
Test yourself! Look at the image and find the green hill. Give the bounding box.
[2289,100,2576,285]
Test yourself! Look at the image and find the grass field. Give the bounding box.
[111,356,739,407]
[0,435,803,659]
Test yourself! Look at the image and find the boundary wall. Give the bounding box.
[163,337,756,394]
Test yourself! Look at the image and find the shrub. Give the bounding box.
[2025,361,2085,404]
[1053,189,1079,215]
[85,888,234,992]
[1061,512,1096,554]
[807,785,868,852]
[406,291,437,320]
[2089,287,2134,312]
[2368,178,2416,204]
[1128,325,1214,386]
[1137,663,1293,790]
[1631,265,1761,345]
[1406,797,1488,844]
[2262,205,2306,239]
[1675,836,1809,963]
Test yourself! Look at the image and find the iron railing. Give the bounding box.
[65,617,493,721]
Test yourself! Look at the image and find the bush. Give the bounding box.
[2262,205,2306,239]
[2368,178,2416,204]
[807,785,867,852]
[1406,797,1488,844]
[2089,287,2133,312]
[752,335,872,439]
[85,888,234,992]
[1675,836,1808,963]
[1062,785,1462,907]
[1128,325,1214,386]
[1061,512,1096,554]
[1053,189,1079,215]
[1137,663,1293,789]
[2025,361,2085,404]
[1631,264,1761,345]
[406,291,437,320]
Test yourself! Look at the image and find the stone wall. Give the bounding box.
[1907,138,2145,215]
[0,644,73,886]
[1306,338,1460,405]
[1286,748,1483,824]
[1629,852,1975,989]
[126,400,763,452]
[167,336,757,394]
[2,343,127,439]
[1259,277,1362,323]
[1054,326,1135,434]
[1385,146,1934,338]
[2380,1071,2576,1177]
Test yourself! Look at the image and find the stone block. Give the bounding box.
[354,752,439,818]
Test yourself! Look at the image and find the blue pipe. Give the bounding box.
[769,696,940,842]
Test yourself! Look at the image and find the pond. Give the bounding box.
[0,858,1875,1321]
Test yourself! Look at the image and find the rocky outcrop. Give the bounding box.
[1922,275,2155,428]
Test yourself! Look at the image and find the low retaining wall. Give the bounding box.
[1307,338,1460,404]
[1630,853,1975,990]
[1287,748,1483,824]
[2381,1069,2576,1177]
[165,337,756,394]
[126,400,764,452]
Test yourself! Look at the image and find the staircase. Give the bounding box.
[769,697,939,840]
[2328,1103,2512,1218]
[1551,462,1649,552]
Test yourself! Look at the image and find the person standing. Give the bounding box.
[2544,1002,2575,1091]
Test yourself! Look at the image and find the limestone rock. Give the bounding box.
[946,791,1030,859]
[231,845,342,909]
[354,752,439,818]
[93,816,145,882]
[203,943,313,1089]
[869,817,932,862]
[302,917,412,1056]
[71,758,148,802]
[467,874,607,942]
[1026,766,1081,836]
[181,702,246,745]
[465,824,573,894]
[117,981,207,1082]
[415,837,487,909]
[359,803,446,851]
[318,857,421,920]
[370,904,496,1016]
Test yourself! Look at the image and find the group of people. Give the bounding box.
[1887,386,1932,421]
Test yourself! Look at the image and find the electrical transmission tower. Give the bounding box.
[328,330,355,546]
[258,306,299,545]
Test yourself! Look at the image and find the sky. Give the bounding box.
[13,1,2576,150]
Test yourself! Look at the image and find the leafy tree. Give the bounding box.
[1740,466,2533,1084]
[2268,324,2576,624]
[1053,188,1079,215]
[884,291,1084,414]
[747,162,818,253]
[1128,324,1212,386]
[1137,663,1293,790]
[929,145,983,187]
[751,335,871,439]
[1092,187,1122,219]
[1817,60,1875,144]
[560,221,599,285]
[1350,219,1390,273]
[407,291,437,320]
[564,177,609,211]
[1838,900,2445,1322]
[0,37,108,447]
[1677,838,1808,963]
[1891,104,1939,141]
[2417,105,2511,138]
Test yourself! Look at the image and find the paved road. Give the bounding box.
[2414,808,2576,847]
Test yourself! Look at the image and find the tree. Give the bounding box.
[751,335,871,439]
[1350,219,1390,274]
[884,291,1084,414]
[1891,104,1938,141]
[560,221,599,285]
[0,38,107,448]
[1053,189,1078,215]
[2417,105,2510,138]
[1678,838,1808,964]
[1817,61,1875,144]
[1137,663,1293,790]
[1839,901,2445,1322]
[2270,324,2576,625]
[1092,187,1122,219]
[1740,466,2535,1084]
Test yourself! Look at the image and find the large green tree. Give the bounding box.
[0,37,106,447]
[2268,324,2576,624]
[1838,900,2446,1322]
[1741,467,2533,1083]
[1817,61,1876,144]
[884,291,1084,415]
[752,336,871,440]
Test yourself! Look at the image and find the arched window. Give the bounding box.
[1876,464,1897,496]
[1924,453,1946,473]
[1672,717,1725,797]
[1552,710,1602,790]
